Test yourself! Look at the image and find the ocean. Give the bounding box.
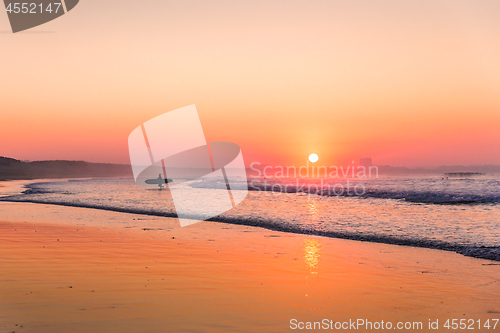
[1,174,499,261]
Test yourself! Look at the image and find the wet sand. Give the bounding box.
[1,202,500,332]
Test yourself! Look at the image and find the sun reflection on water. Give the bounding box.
[307,199,320,223]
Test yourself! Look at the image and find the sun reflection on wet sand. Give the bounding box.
[304,238,321,273]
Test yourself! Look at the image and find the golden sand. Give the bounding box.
[0,202,499,332]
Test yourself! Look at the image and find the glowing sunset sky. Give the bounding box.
[1,0,499,167]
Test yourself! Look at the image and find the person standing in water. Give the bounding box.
[157,174,165,189]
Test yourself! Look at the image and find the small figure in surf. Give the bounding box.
[145,173,173,189]
[156,174,165,189]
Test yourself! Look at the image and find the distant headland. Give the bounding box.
[0,157,132,181]
[2,156,500,181]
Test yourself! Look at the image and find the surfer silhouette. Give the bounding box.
[156,174,164,189]
[145,173,173,189]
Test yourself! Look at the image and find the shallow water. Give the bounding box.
[1,175,499,260]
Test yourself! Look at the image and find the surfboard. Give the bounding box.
[145,178,173,185]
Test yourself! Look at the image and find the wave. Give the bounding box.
[1,196,499,262]
[18,181,500,205]
[190,179,500,205]
[245,183,500,205]
[359,190,500,205]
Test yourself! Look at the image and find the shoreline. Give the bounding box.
[1,202,500,332]
[2,195,499,262]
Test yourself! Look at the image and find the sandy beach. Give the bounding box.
[3,0,500,331]
[1,201,499,332]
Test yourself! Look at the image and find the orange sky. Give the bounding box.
[1,0,499,167]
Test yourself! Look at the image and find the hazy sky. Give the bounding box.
[1,0,499,167]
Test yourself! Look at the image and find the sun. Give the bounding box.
[308,153,319,163]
